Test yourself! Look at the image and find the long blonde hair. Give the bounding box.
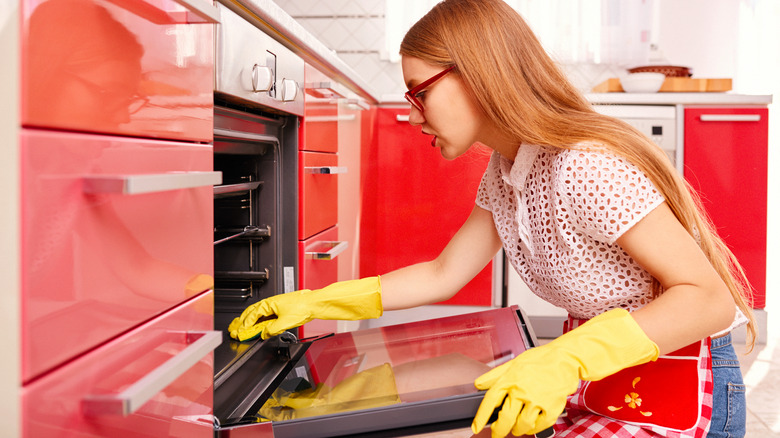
[401,0,757,349]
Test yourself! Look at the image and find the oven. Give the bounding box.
[210,3,545,437]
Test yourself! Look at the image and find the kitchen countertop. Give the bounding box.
[586,92,773,105]
[383,92,773,106]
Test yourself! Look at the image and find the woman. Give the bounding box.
[230,0,756,436]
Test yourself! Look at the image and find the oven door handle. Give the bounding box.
[82,330,222,417]
[306,241,348,260]
[83,171,223,195]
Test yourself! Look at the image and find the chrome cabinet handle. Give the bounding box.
[83,171,222,195]
[304,166,347,175]
[305,115,357,123]
[306,241,348,260]
[173,0,220,23]
[699,114,761,122]
[82,331,222,416]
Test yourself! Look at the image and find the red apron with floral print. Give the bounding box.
[553,317,713,437]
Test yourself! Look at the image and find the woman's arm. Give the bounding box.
[617,202,736,355]
[379,205,503,310]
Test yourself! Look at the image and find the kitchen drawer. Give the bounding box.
[298,226,344,338]
[302,63,344,154]
[21,0,215,142]
[299,151,341,240]
[302,101,339,153]
[21,129,218,381]
[22,292,218,438]
[298,226,343,291]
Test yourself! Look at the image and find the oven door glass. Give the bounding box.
[256,306,536,437]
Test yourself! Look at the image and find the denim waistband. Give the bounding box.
[711,332,733,349]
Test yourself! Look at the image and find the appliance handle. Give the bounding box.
[213,128,281,145]
[83,171,223,195]
[306,241,348,260]
[304,166,348,175]
[396,114,410,122]
[699,114,761,122]
[82,330,222,416]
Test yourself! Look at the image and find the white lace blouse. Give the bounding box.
[475,143,747,334]
[476,144,665,319]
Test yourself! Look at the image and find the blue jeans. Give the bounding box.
[708,333,746,437]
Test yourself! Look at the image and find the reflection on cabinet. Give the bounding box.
[360,106,493,306]
[684,107,768,309]
[15,0,219,435]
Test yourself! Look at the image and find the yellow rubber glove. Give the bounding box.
[471,308,660,438]
[228,276,383,341]
[259,363,400,421]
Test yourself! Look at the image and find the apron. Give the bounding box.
[553,316,713,438]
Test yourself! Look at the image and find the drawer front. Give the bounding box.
[298,226,341,338]
[302,63,342,154]
[21,129,216,381]
[302,101,339,153]
[299,151,339,239]
[23,292,217,438]
[21,0,214,142]
[298,226,341,291]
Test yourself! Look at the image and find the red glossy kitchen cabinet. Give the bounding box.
[21,130,216,381]
[22,293,217,438]
[684,107,768,309]
[21,0,214,142]
[298,64,351,336]
[13,0,220,436]
[360,106,493,306]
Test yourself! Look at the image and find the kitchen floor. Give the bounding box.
[740,308,780,437]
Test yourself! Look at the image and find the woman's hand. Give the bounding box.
[471,309,659,438]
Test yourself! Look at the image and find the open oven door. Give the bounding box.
[212,305,552,438]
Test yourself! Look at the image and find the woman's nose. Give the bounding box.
[407,106,425,126]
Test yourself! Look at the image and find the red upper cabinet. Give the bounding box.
[683,107,768,309]
[20,0,215,142]
[361,106,493,306]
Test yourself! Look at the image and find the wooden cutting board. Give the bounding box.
[592,77,732,93]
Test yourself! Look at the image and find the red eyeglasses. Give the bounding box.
[404,65,456,113]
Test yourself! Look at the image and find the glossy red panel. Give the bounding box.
[21,129,214,381]
[21,0,214,142]
[302,63,339,153]
[683,107,768,308]
[22,293,216,438]
[298,226,340,338]
[303,103,339,153]
[360,107,493,306]
[299,151,338,239]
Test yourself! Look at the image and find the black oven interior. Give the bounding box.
[212,104,300,425]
